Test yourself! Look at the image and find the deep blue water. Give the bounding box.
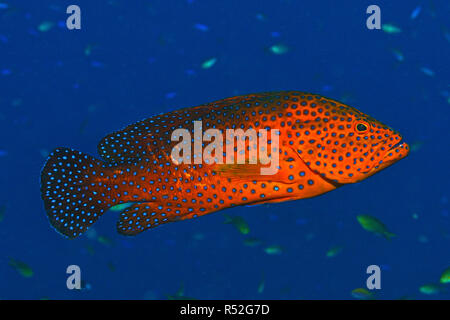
[0,0,449,299]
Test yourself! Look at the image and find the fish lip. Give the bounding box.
[362,138,409,175]
[381,138,410,161]
[388,139,405,151]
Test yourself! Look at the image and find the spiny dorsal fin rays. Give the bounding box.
[96,107,211,163]
[96,93,280,164]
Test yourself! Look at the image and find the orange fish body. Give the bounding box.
[40,91,409,238]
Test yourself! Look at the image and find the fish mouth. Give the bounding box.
[360,139,409,177]
[381,138,410,163]
[388,140,406,151]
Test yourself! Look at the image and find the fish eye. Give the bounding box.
[355,122,369,133]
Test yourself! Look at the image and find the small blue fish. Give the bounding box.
[410,6,421,20]
[91,61,104,68]
[194,23,209,32]
[391,49,404,62]
[420,67,435,77]
[165,92,177,99]
[270,31,281,38]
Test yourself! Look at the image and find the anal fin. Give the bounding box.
[116,202,184,236]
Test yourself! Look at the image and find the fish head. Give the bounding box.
[294,99,409,184]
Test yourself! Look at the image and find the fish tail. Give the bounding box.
[40,148,114,238]
[384,232,396,240]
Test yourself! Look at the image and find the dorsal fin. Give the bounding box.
[97,93,272,163]
[97,106,207,163]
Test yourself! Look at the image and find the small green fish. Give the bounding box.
[382,24,402,34]
[357,215,396,240]
[224,214,250,235]
[410,141,424,152]
[85,244,95,256]
[419,283,444,295]
[192,232,205,240]
[351,288,375,300]
[84,44,97,56]
[391,49,404,62]
[38,21,54,32]
[243,237,262,247]
[166,282,197,300]
[97,235,114,246]
[9,259,33,278]
[326,245,343,258]
[107,261,116,272]
[269,44,289,55]
[201,57,217,69]
[418,234,428,243]
[440,267,450,284]
[109,203,134,212]
[257,274,265,294]
[305,232,315,241]
[264,245,283,255]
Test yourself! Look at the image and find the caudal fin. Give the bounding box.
[384,231,396,241]
[40,148,114,238]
